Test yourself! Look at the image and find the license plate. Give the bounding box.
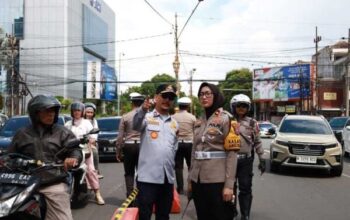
[296,156,317,164]
[105,147,115,152]
[0,173,32,185]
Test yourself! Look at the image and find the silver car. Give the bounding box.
[270,115,343,176]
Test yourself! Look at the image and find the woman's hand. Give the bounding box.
[64,158,78,171]
[222,187,234,202]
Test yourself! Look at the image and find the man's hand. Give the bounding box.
[116,148,123,162]
[187,182,193,201]
[258,159,266,175]
[222,187,234,202]
[142,97,153,112]
[64,158,78,171]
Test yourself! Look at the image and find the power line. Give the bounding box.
[143,0,173,27]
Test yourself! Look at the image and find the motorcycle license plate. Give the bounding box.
[296,156,317,164]
[0,173,32,185]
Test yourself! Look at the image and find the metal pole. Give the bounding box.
[189,68,196,114]
[117,53,123,116]
[346,28,350,116]
[173,14,180,95]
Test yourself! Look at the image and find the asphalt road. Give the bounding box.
[72,138,350,220]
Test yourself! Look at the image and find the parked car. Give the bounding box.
[0,115,71,155]
[269,115,343,176]
[0,113,8,128]
[328,116,350,144]
[258,121,277,138]
[96,116,121,161]
[341,122,350,157]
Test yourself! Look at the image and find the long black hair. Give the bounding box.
[197,82,225,119]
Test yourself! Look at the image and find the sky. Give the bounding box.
[103,0,350,95]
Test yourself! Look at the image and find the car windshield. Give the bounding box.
[329,117,348,129]
[0,117,31,137]
[259,123,274,129]
[279,118,332,134]
[97,118,120,132]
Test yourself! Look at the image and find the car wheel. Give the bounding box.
[270,161,280,173]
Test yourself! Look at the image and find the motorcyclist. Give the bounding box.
[8,95,82,220]
[230,94,265,220]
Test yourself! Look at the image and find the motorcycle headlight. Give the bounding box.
[0,194,17,217]
[10,183,37,212]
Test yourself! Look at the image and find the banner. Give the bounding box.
[100,64,117,101]
[253,64,311,101]
[86,61,101,99]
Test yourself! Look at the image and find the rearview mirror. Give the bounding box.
[268,127,276,135]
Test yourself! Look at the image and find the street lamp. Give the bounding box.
[117,52,124,116]
[189,68,196,114]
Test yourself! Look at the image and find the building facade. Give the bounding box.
[0,0,115,115]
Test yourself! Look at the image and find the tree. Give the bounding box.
[218,68,253,111]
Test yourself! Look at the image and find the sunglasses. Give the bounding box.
[236,103,249,108]
[161,93,176,101]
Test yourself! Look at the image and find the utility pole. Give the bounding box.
[314,26,321,115]
[173,13,180,95]
[189,68,196,114]
[346,28,350,116]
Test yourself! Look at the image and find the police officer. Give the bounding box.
[133,84,179,220]
[172,97,196,194]
[229,94,265,220]
[116,92,145,198]
[188,82,237,220]
[8,95,82,220]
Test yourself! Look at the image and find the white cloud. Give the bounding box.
[104,0,350,95]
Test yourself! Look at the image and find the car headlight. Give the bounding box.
[324,143,338,149]
[276,140,289,147]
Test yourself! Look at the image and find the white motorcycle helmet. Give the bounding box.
[230,94,251,113]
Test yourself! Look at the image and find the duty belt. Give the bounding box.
[194,151,227,160]
[237,153,251,159]
[124,140,140,144]
[179,139,193,143]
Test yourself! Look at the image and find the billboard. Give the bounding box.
[253,64,312,101]
[100,64,117,101]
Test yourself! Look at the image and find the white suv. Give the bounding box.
[270,115,343,176]
[341,120,350,157]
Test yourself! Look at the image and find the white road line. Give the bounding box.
[342,173,350,178]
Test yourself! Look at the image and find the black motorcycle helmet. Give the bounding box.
[27,95,61,124]
[70,102,85,118]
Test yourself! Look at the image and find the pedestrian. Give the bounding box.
[84,102,103,179]
[116,92,145,198]
[188,82,237,220]
[229,94,265,220]
[172,97,196,195]
[133,84,178,220]
[65,102,105,205]
[8,95,82,220]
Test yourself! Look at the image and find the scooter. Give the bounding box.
[69,128,100,209]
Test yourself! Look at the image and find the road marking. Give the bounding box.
[343,173,350,178]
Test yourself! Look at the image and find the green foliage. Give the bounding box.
[218,68,253,111]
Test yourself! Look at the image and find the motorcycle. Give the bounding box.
[70,128,100,209]
[0,128,99,219]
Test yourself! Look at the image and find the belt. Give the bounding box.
[194,151,227,160]
[237,153,252,159]
[124,140,140,144]
[179,140,193,143]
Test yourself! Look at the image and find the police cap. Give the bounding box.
[177,97,192,105]
[129,92,145,101]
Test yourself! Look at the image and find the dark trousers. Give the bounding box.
[192,181,235,220]
[233,157,254,218]
[175,142,192,191]
[122,143,139,196]
[137,178,173,220]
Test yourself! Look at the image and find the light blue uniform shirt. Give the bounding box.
[133,107,179,184]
